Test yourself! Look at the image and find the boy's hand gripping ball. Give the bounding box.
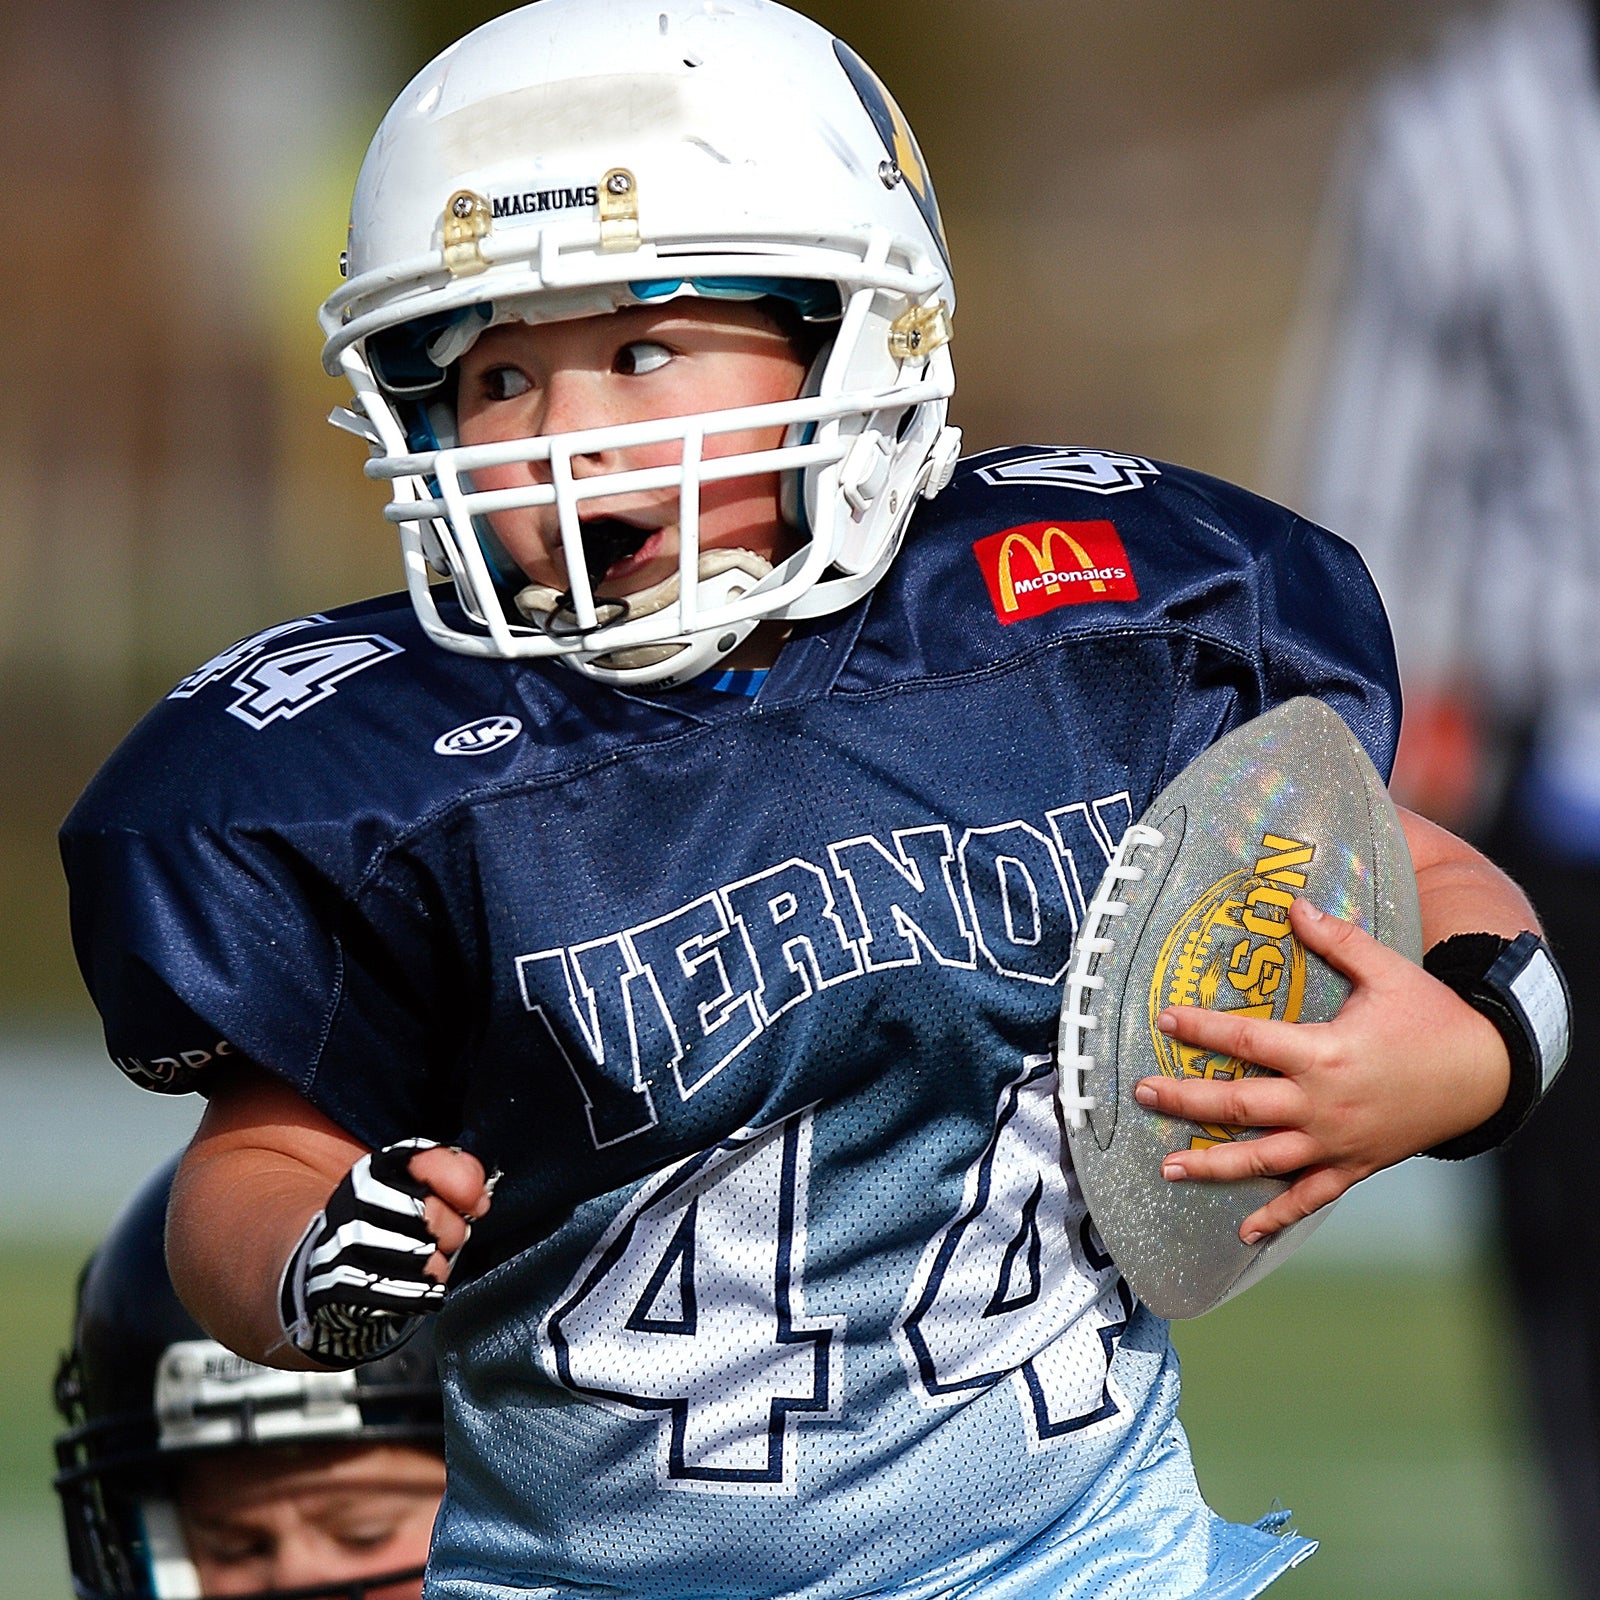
[1057,697,1422,1319]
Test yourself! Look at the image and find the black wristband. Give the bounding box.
[1422,931,1572,1160]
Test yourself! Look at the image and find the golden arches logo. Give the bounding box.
[997,525,1104,614]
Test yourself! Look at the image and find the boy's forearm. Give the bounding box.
[1399,805,1539,945]
[1414,854,1538,947]
[167,1062,370,1368]
[170,1144,339,1367]
[1398,803,1565,1152]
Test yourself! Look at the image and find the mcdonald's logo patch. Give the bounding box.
[972,520,1139,623]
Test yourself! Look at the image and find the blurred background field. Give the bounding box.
[0,1,1562,1597]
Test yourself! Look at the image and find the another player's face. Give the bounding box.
[175,1442,444,1599]
[454,300,810,598]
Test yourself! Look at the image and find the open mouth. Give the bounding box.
[579,517,657,588]
[538,517,661,631]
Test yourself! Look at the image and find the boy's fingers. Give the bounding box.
[422,1195,473,1258]
[1286,896,1390,983]
[409,1144,492,1217]
[1158,1128,1320,1185]
[1134,1072,1305,1129]
[1238,1166,1357,1242]
[415,1152,492,1283]
[1156,1004,1319,1077]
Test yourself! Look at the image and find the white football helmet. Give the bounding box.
[321,0,960,686]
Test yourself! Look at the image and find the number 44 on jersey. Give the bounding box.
[540,1058,1132,1492]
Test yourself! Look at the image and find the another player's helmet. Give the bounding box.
[52,1157,444,1600]
[321,0,961,686]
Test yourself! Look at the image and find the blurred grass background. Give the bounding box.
[1,2,1563,1597]
[1177,1265,1559,1598]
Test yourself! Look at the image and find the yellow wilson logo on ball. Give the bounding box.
[1147,833,1314,1151]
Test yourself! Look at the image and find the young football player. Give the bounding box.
[61,3,1566,1596]
[54,1157,444,1600]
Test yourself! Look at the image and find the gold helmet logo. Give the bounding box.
[833,39,951,270]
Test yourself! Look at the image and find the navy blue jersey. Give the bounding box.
[62,449,1394,1600]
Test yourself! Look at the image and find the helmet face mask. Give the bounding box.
[53,1161,443,1600]
[323,0,961,686]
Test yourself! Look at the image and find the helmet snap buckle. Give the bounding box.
[842,432,894,514]
[443,190,493,277]
[599,167,642,253]
[888,300,952,362]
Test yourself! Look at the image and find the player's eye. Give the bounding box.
[191,1529,273,1564]
[334,1521,400,1552]
[615,341,673,377]
[480,365,533,402]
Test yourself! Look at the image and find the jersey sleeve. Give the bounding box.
[870,446,1403,794]
[1160,496,1402,791]
[942,451,1402,783]
[60,710,463,1150]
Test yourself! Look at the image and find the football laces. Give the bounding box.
[1058,824,1167,1131]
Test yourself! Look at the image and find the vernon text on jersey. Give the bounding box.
[519,790,1134,1148]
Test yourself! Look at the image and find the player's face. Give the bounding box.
[455,300,810,598]
[174,1441,444,1598]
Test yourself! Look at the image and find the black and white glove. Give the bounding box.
[278,1138,454,1368]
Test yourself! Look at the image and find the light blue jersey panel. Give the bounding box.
[427,1059,1312,1600]
[942,1446,1313,1600]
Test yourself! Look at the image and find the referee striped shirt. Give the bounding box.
[1301,0,1600,718]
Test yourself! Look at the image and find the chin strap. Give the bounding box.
[514,549,774,676]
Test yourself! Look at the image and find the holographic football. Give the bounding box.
[1057,696,1421,1319]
